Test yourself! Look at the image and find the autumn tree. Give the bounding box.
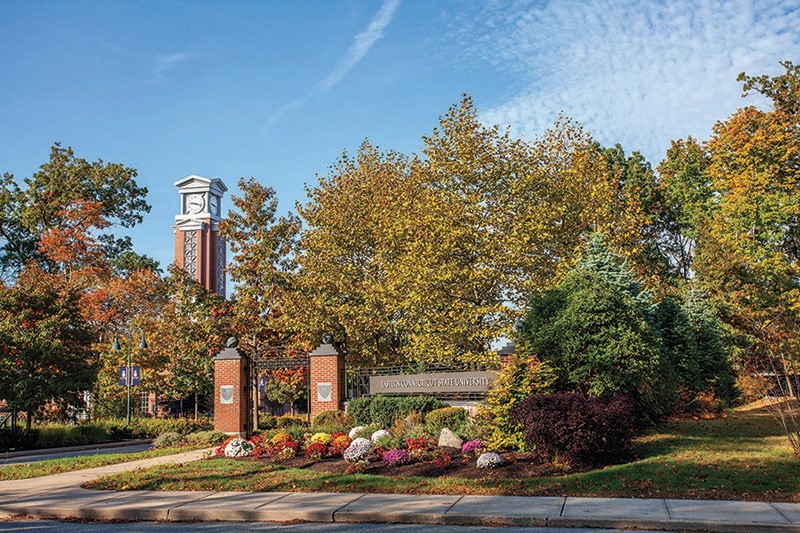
[0,144,155,421]
[0,267,95,427]
[0,143,152,281]
[289,97,656,365]
[672,61,800,451]
[219,177,300,355]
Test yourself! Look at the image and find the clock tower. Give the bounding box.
[174,175,228,296]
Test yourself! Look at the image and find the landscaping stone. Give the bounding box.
[438,428,463,448]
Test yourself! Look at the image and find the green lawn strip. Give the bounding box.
[0,447,200,481]
[83,413,800,502]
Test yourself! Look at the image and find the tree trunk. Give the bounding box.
[25,410,31,430]
[194,394,199,420]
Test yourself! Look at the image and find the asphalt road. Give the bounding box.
[0,443,153,466]
[0,520,675,532]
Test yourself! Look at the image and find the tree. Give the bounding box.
[289,97,656,366]
[677,61,800,452]
[519,233,674,420]
[156,267,231,419]
[0,143,150,281]
[263,367,308,415]
[219,177,300,355]
[656,137,712,281]
[0,266,96,427]
[0,145,154,423]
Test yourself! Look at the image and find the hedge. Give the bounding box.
[346,395,447,426]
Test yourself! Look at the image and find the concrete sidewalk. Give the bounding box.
[1,450,799,532]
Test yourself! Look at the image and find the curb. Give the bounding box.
[1,439,153,459]
[2,490,800,532]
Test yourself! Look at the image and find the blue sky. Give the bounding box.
[1,0,798,271]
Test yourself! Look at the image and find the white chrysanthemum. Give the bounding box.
[343,438,373,462]
[348,426,364,439]
[476,452,504,469]
[371,429,390,443]
[224,437,254,458]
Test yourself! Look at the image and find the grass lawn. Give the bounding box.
[0,447,198,481]
[84,409,800,501]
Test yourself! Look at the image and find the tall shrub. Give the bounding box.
[479,354,555,451]
[519,269,665,419]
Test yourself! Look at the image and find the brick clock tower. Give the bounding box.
[173,176,227,296]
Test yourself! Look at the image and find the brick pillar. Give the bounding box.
[213,340,250,436]
[497,340,516,366]
[308,341,345,421]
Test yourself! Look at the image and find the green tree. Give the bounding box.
[656,137,712,281]
[156,267,230,419]
[480,354,555,451]
[0,266,96,427]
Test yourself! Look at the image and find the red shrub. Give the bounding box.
[432,451,451,469]
[305,442,328,460]
[404,436,432,452]
[513,392,637,465]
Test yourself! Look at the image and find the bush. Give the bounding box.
[347,395,447,426]
[276,415,306,428]
[152,432,182,449]
[182,430,226,447]
[369,395,401,427]
[425,407,467,438]
[398,396,447,418]
[479,354,554,451]
[0,429,39,452]
[312,410,354,429]
[258,415,277,430]
[129,417,212,437]
[513,392,637,465]
[346,397,373,426]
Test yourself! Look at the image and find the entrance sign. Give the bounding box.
[369,370,498,394]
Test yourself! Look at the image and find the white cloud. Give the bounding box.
[267,0,401,125]
[450,0,800,164]
[154,52,191,77]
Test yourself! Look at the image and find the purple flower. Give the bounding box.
[461,440,486,455]
[382,449,410,467]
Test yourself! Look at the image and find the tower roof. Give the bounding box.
[174,175,228,195]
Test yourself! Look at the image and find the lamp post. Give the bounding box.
[112,330,148,426]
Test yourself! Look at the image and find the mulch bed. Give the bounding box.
[250,448,581,479]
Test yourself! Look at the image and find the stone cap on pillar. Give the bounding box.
[497,340,516,356]
[214,336,243,360]
[309,334,344,357]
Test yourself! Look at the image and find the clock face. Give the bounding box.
[186,193,205,214]
[209,195,219,216]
